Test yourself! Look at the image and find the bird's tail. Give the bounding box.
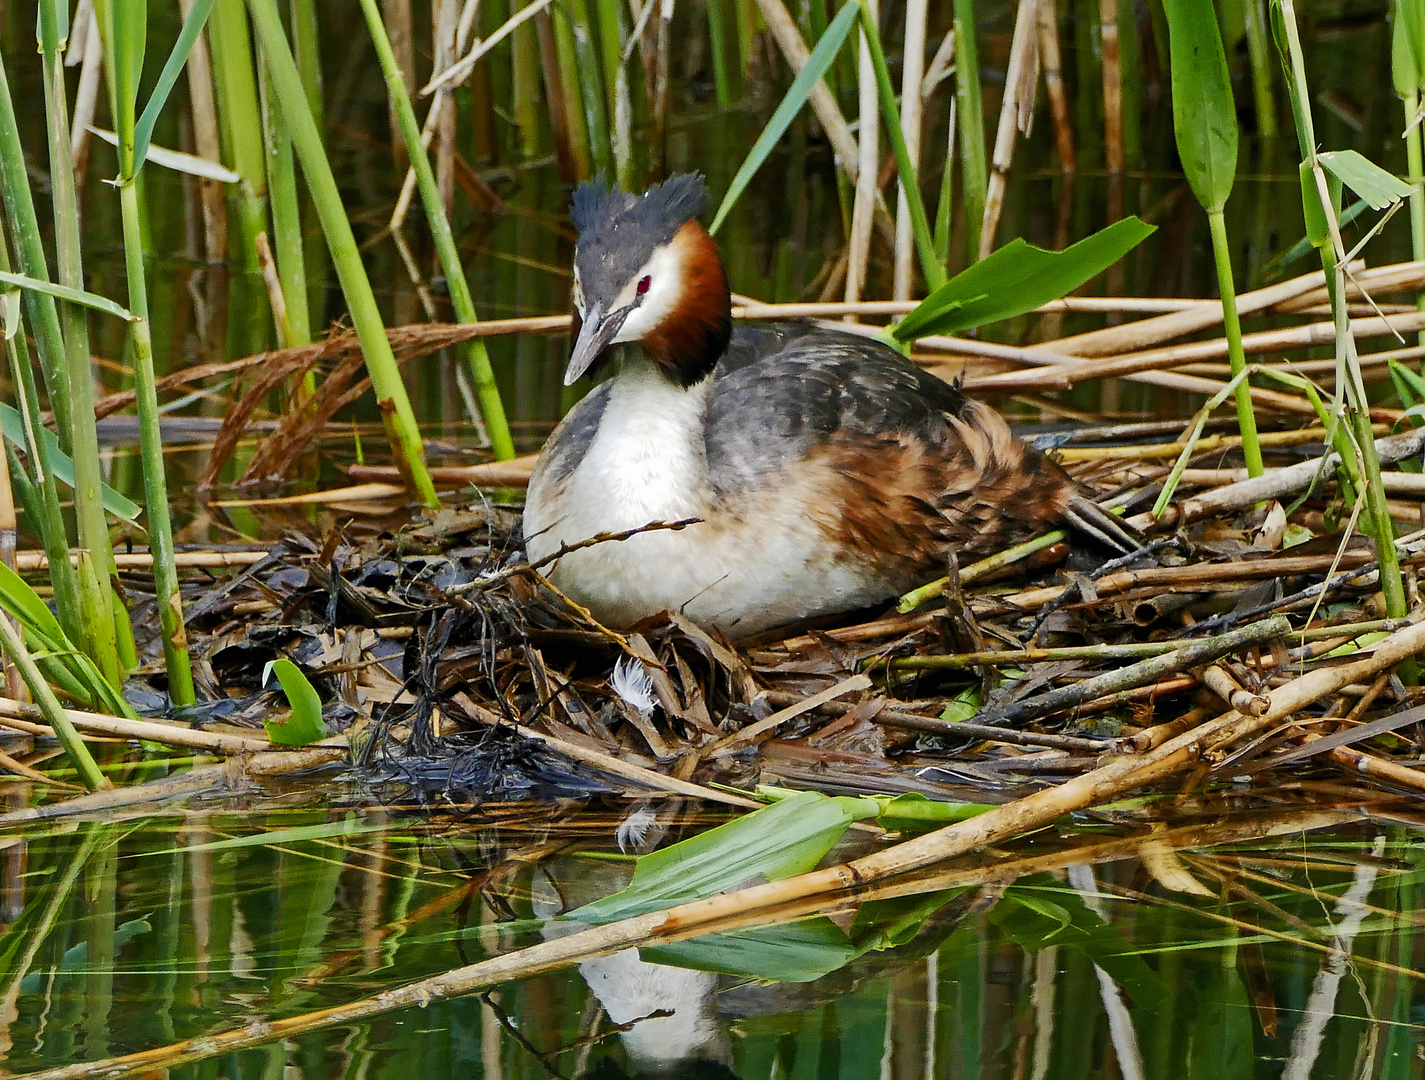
[1062,494,1141,554]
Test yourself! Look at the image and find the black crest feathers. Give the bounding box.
[570,173,709,246]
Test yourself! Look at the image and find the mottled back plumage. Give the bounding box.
[524,175,1136,638]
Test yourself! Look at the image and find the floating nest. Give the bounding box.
[87,409,1425,820]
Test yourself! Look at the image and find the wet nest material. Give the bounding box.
[91,417,1425,817]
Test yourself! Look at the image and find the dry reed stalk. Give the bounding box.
[1037,0,1073,170]
[67,13,102,191]
[845,0,879,311]
[1138,426,1425,529]
[254,232,292,345]
[211,482,407,507]
[1272,262,1425,312]
[752,0,897,245]
[1099,0,1124,253]
[535,8,577,182]
[1054,423,1389,463]
[43,620,1425,1080]
[0,770,227,826]
[893,0,929,300]
[0,696,327,755]
[1044,263,1365,357]
[434,0,457,215]
[980,0,1040,259]
[1177,467,1425,496]
[708,674,871,753]
[921,28,955,98]
[478,716,762,810]
[969,309,1425,393]
[995,549,1380,611]
[12,550,268,571]
[422,0,556,94]
[345,453,539,486]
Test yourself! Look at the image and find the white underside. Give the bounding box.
[524,359,891,638]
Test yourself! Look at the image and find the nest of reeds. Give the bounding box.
[113,410,1425,816]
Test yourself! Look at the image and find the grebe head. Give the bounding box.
[565,173,732,388]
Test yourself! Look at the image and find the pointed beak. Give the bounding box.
[564,302,628,386]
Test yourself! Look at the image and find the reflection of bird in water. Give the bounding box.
[524,173,1136,640]
[529,818,974,1079]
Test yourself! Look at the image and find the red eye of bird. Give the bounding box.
[636,275,651,296]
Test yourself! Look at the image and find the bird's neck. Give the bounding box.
[640,222,732,387]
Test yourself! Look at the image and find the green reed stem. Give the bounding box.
[1207,210,1264,477]
[566,0,612,177]
[706,0,735,108]
[1243,0,1277,140]
[258,52,310,348]
[115,179,196,706]
[0,609,106,790]
[38,0,120,685]
[208,0,272,356]
[357,0,515,460]
[858,0,944,290]
[247,0,438,504]
[551,7,592,178]
[1273,0,1410,675]
[952,0,987,263]
[1404,90,1425,346]
[0,225,82,647]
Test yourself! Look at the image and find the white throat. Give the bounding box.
[574,353,712,527]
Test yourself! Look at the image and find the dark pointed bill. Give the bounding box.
[564,301,629,385]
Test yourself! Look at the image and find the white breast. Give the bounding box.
[524,358,898,637]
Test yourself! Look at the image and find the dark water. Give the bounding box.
[1,804,1423,1076]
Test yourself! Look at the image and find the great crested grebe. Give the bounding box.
[523,174,1134,639]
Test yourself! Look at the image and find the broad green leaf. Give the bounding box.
[570,790,880,923]
[0,403,143,522]
[264,658,328,745]
[0,271,135,322]
[645,919,860,983]
[89,128,239,184]
[892,217,1155,340]
[940,684,980,723]
[708,0,859,236]
[0,560,135,718]
[133,0,217,175]
[1166,0,1239,212]
[0,560,68,648]
[1319,149,1413,209]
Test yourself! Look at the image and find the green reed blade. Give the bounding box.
[857,0,944,290]
[953,0,987,263]
[258,51,310,348]
[357,0,515,460]
[0,232,82,648]
[209,0,272,357]
[1394,5,1425,344]
[709,0,859,236]
[38,0,120,684]
[1166,0,1261,478]
[134,0,216,175]
[92,0,198,704]
[246,0,438,504]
